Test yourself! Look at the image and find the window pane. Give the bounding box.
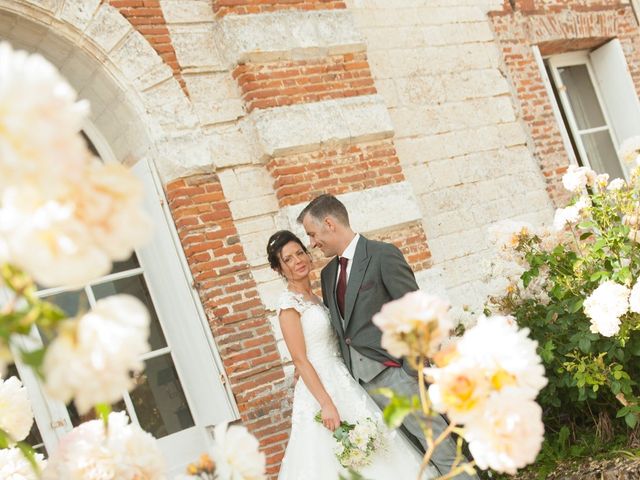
[581,130,625,179]
[559,64,607,130]
[92,275,167,350]
[111,252,140,274]
[67,398,127,428]
[40,289,88,318]
[130,354,195,438]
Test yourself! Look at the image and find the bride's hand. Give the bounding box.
[320,402,341,431]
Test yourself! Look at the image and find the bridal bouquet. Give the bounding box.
[314,413,385,470]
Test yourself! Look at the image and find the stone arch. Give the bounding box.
[0,0,203,177]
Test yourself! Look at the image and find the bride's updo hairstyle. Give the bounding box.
[266,230,310,275]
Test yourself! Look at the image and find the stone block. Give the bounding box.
[183,71,244,126]
[59,0,101,31]
[83,3,130,53]
[159,0,215,24]
[218,10,365,64]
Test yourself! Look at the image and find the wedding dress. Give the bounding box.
[276,291,438,480]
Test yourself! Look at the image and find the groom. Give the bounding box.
[298,194,476,479]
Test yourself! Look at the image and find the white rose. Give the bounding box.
[630,281,640,314]
[43,295,149,414]
[427,362,490,424]
[553,197,589,231]
[0,43,89,198]
[0,447,46,480]
[76,161,151,261]
[0,187,111,287]
[0,376,34,443]
[619,136,640,165]
[43,411,165,480]
[607,178,625,191]
[583,281,630,337]
[372,291,453,358]
[210,422,266,480]
[464,392,544,474]
[561,165,596,192]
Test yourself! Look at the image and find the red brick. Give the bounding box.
[489,1,640,206]
[233,53,377,111]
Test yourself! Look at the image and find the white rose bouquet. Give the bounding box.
[314,413,385,470]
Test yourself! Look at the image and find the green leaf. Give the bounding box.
[578,337,591,353]
[569,298,584,314]
[592,238,607,252]
[617,406,630,418]
[16,441,40,473]
[380,393,419,429]
[19,347,46,378]
[589,271,608,282]
[0,428,10,449]
[625,412,638,429]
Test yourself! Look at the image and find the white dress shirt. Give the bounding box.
[336,233,360,287]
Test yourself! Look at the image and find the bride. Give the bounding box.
[267,230,438,480]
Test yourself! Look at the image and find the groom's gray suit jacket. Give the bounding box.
[320,235,419,383]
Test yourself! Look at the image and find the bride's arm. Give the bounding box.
[279,308,341,431]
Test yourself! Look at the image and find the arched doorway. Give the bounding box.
[0,3,238,474]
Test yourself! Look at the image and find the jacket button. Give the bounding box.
[345,337,351,345]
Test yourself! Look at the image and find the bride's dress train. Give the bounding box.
[276,291,438,480]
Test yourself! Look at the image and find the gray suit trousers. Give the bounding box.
[364,367,478,480]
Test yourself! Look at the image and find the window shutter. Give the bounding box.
[532,46,578,165]
[590,39,640,148]
[132,158,238,428]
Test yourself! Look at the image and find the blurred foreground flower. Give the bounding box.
[374,290,547,477]
[619,136,640,165]
[583,281,630,337]
[372,291,453,359]
[0,42,151,288]
[210,422,266,480]
[464,391,544,474]
[0,43,88,198]
[0,447,46,480]
[43,295,150,414]
[561,165,596,192]
[43,411,165,480]
[426,315,547,469]
[0,376,33,444]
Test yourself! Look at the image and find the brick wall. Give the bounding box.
[267,140,404,206]
[166,174,290,475]
[213,0,346,16]
[109,0,187,94]
[371,221,433,273]
[233,53,377,112]
[489,0,640,206]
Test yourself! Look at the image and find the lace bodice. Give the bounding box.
[276,291,341,365]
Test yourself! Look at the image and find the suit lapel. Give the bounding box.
[322,257,343,335]
[343,236,371,327]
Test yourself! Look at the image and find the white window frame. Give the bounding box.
[4,122,239,474]
[546,50,625,178]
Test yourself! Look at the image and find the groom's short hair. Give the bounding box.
[297,194,350,226]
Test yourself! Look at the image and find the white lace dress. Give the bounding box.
[276,291,438,480]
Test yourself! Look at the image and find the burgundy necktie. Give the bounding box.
[337,257,348,318]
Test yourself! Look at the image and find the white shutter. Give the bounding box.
[132,158,239,428]
[590,39,640,148]
[532,46,578,165]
